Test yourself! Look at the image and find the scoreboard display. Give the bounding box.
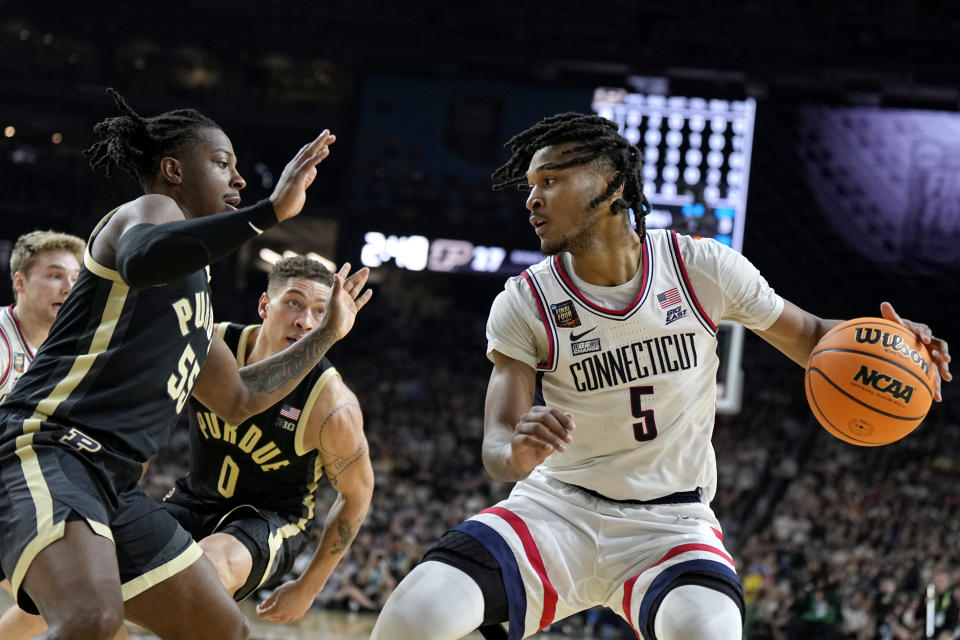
[592,88,757,252]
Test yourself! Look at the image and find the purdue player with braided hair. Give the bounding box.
[163,255,373,624]
[0,89,372,640]
[370,113,951,640]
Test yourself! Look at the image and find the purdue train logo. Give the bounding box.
[550,300,581,328]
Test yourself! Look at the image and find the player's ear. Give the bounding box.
[257,292,270,319]
[158,156,183,186]
[12,271,26,298]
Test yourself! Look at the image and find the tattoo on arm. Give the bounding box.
[327,442,367,487]
[330,518,358,556]
[317,401,366,488]
[239,330,336,393]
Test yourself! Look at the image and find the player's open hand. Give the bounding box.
[881,301,951,401]
[509,406,575,475]
[256,578,316,624]
[319,262,373,341]
[269,130,337,221]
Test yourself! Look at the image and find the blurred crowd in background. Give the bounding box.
[142,298,960,640]
[4,4,960,638]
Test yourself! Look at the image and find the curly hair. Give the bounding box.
[491,112,651,233]
[82,88,221,187]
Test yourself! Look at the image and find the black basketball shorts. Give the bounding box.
[163,485,310,602]
[0,413,201,614]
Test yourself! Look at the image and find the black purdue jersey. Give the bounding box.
[0,211,213,461]
[178,323,337,522]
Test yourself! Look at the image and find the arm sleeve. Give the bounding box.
[680,236,784,330]
[116,199,278,288]
[485,278,545,369]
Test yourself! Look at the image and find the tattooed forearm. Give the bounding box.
[240,329,337,393]
[330,518,359,556]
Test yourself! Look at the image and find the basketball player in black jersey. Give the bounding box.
[0,89,371,640]
[162,255,373,624]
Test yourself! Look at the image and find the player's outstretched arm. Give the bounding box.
[752,299,840,367]
[754,299,951,401]
[192,263,372,423]
[482,350,575,482]
[91,131,337,288]
[256,379,372,624]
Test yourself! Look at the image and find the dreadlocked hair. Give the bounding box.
[82,88,222,187]
[491,112,651,231]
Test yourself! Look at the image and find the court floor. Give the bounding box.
[0,589,596,639]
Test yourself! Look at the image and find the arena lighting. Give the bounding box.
[257,248,336,272]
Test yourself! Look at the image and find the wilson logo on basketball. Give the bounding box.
[854,328,930,375]
[852,365,915,403]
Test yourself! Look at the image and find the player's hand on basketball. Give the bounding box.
[510,406,575,473]
[256,578,316,623]
[318,262,373,341]
[881,301,952,401]
[269,130,337,221]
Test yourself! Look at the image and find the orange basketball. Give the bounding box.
[805,317,936,446]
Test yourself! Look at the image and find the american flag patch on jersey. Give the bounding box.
[657,288,681,309]
[279,405,301,420]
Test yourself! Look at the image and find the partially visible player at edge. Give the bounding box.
[2,256,374,636]
[0,230,84,638]
[0,88,371,640]
[0,230,83,404]
[370,113,951,640]
[162,255,373,624]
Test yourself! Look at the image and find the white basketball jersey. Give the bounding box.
[486,230,783,502]
[0,305,37,404]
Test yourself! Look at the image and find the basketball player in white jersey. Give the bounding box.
[0,230,84,403]
[0,230,84,638]
[370,113,952,640]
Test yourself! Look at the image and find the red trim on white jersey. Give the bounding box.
[7,304,35,358]
[521,271,558,372]
[621,574,642,639]
[651,542,733,568]
[550,232,651,319]
[668,232,718,334]
[0,323,11,388]
[480,506,558,632]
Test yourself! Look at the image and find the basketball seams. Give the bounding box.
[806,317,933,447]
[808,348,935,398]
[806,374,884,447]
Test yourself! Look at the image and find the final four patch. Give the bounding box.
[13,352,24,372]
[550,300,581,328]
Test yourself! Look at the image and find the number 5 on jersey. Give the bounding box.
[630,386,657,441]
[167,344,200,413]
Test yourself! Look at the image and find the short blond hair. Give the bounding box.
[10,230,85,298]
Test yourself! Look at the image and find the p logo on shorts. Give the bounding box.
[59,428,103,453]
